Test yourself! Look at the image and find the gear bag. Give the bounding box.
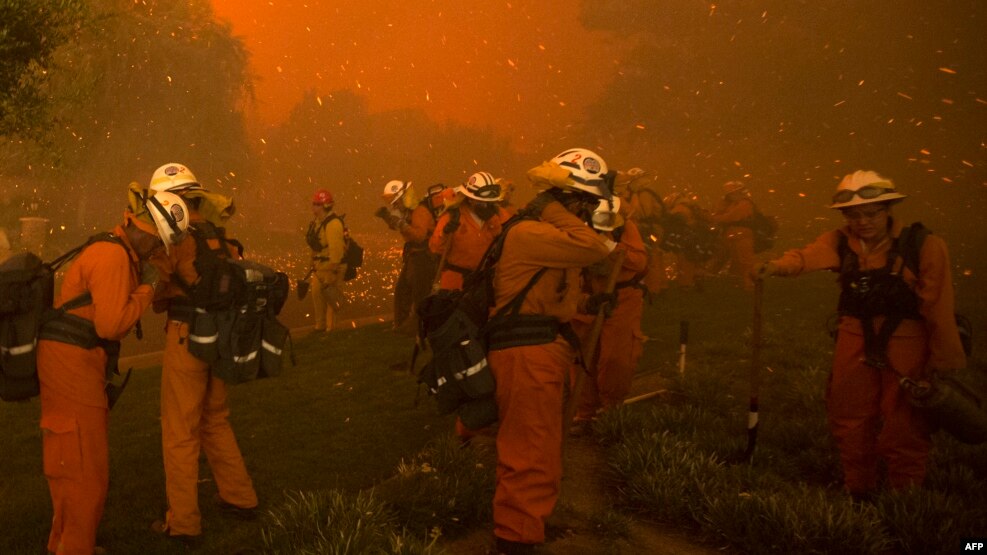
[1,233,132,402]
[745,207,778,254]
[415,215,553,430]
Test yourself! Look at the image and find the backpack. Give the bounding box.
[658,211,719,262]
[177,223,292,384]
[1,233,125,401]
[307,214,364,282]
[746,207,778,253]
[414,215,548,430]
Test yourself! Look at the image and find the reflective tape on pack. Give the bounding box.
[262,339,282,355]
[233,350,258,363]
[453,358,488,381]
[1,341,36,356]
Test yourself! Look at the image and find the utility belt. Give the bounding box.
[38,312,121,382]
[167,298,196,324]
[443,262,474,278]
[485,314,579,353]
[615,278,647,296]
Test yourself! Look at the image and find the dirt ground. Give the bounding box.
[439,374,726,555]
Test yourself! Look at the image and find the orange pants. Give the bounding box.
[490,338,574,545]
[828,327,931,494]
[160,320,257,536]
[722,228,755,290]
[573,288,645,421]
[40,387,109,555]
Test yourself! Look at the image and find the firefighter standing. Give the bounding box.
[37,191,188,555]
[429,172,511,291]
[375,180,443,333]
[754,170,966,500]
[488,148,613,554]
[618,167,667,295]
[664,191,711,289]
[709,180,756,291]
[145,163,258,542]
[306,189,347,332]
[570,198,648,434]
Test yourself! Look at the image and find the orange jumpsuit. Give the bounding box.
[666,201,706,288]
[154,213,257,537]
[429,204,511,290]
[710,196,755,290]
[489,202,610,545]
[37,226,153,555]
[624,187,666,294]
[394,202,438,327]
[572,220,649,421]
[770,219,966,494]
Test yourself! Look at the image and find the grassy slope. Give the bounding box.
[0,325,451,554]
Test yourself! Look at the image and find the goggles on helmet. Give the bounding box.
[831,185,895,205]
[591,210,618,230]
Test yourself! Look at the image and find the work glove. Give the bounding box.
[140,261,161,289]
[374,206,392,222]
[751,261,778,281]
[585,291,618,318]
[443,209,461,234]
[521,190,559,219]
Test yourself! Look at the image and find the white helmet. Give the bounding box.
[458,172,503,202]
[146,191,189,253]
[382,179,411,205]
[591,198,623,232]
[829,170,906,209]
[149,163,202,193]
[550,148,608,197]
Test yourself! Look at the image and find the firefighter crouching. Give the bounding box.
[753,170,966,501]
[306,188,347,332]
[569,198,648,435]
[375,180,444,333]
[145,163,258,542]
[37,190,188,555]
[489,148,613,554]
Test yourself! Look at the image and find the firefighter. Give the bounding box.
[617,167,667,295]
[569,198,648,435]
[488,148,613,554]
[37,191,188,555]
[429,171,511,291]
[145,163,259,542]
[709,180,756,290]
[664,191,711,289]
[375,180,445,333]
[306,188,347,331]
[753,170,966,500]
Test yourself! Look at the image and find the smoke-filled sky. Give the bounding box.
[210,0,628,150]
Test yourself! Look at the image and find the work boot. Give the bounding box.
[214,493,259,520]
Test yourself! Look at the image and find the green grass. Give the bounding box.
[3,271,984,553]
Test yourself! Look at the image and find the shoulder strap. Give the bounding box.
[896,222,929,277]
[46,232,130,318]
[836,230,854,274]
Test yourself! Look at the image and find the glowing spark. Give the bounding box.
[538,44,545,51]
[260,138,266,144]
[166,75,172,83]
[558,101,566,106]
[941,98,953,105]
[962,160,974,167]
[834,100,846,107]
[857,80,864,86]
[938,67,957,74]
[798,192,806,197]
[920,149,931,155]
[897,92,913,100]
[635,124,646,130]
[426,90,430,101]
[963,269,973,277]
[709,4,717,16]
[942,177,953,183]
[276,66,283,73]
[316,96,323,106]
[507,59,516,68]
[733,161,742,167]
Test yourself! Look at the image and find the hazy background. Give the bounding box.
[2,0,985,275]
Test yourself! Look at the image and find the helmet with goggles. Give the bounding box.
[591,198,624,232]
[145,191,189,253]
[550,148,609,198]
[829,170,906,209]
[459,171,503,202]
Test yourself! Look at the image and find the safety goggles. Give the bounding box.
[831,184,895,205]
[466,184,502,200]
[591,210,619,230]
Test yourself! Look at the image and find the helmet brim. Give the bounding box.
[457,185,503,202]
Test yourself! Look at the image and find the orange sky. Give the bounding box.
[210,1,629,149]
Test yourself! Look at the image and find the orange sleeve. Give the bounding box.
[913,235,966,370]
[770,229,843,276]
[710,199,754,225]
[617,220,648,276]
[401,204,434,243]
[429,212,452,254]
[522,202,612,268]
[75,242,153,340]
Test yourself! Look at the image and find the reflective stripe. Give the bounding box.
[189,333,219,344]
[1,341,36,356]
[233,350,258,363]
[453,358,488,381]
[262,340,282,356]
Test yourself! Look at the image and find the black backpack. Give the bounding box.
[1,233,126,401]
[746,206,778,253]
[415,215,548,430]
[306,214,364,282]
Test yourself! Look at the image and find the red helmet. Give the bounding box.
[312,189,334,206]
